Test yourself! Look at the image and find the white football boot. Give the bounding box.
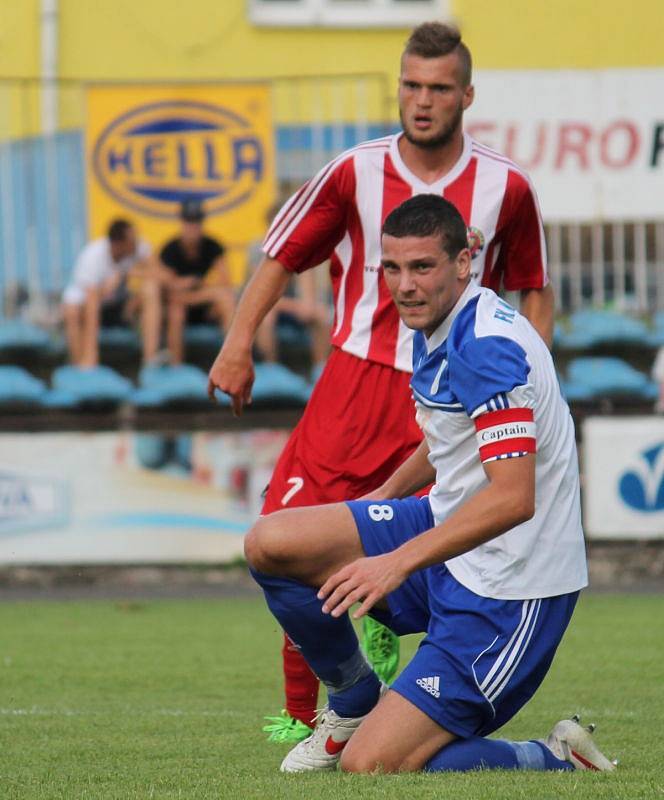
[280,684,388,773]
[546,714,617,771]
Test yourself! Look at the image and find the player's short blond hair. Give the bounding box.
[403,22,472,87]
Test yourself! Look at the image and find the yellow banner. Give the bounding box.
[86,84,275,283]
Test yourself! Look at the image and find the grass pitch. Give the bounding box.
[0,591,662,799]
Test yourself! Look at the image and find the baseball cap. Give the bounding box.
[180,199,205,222]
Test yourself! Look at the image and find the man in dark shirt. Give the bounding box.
[158,200,235,364]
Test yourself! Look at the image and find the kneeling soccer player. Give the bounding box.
[245,194,615,774]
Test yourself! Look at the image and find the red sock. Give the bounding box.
[282,633,319,727]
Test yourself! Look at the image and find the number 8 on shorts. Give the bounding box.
[368,504,394,522]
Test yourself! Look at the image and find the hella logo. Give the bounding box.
[92,99,264,219]
[618,443,664,513]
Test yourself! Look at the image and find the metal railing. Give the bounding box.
[547,221,664,314]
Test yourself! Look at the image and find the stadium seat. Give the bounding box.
[98,327,141,351]
[51,364,133,406]
[565,356,658,400]
[41,388,79,409]
[646,311,664,347]
[557,309,650,349]
[557,378,594,403]
[183,325,223,349]
[0,365,46,406]
[251,362,312,405]
[0,319,53,353]
[210,364,311,407]
[132,363,210,407]
[310,361,325,384]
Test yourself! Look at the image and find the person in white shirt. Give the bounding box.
[243,194,615,776]
[62,219,161,368]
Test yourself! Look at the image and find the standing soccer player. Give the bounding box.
[208,22,553,741]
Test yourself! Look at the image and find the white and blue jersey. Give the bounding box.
[411,282,587,600]
[348,285,587,736]
[346,282,586,736]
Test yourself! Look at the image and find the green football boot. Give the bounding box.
[361,616,400,684]
[263,709,313,744]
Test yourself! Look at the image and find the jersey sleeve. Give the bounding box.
[495,171,548,292]
[262,156,355,273]
[449,335,537,463]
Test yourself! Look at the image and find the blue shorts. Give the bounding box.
[347,496,579,738]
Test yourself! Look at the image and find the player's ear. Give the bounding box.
[462,84,474,111]
[456,248,471,280]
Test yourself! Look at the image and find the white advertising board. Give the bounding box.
[467,69,664,221]
[583,416,664,539]
[0,431,288,565]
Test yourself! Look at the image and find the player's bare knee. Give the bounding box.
[338,748,370,773]
[243,522,265,571]
[244,514,287,573]
[339,747,393,774]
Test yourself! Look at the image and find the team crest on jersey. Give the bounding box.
[91,100,264,219]
[467,226,485,260]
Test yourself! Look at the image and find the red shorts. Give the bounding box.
[262,348,423,513]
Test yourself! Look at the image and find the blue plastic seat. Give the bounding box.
[557,378,594,403]
[557,309,650,349]
[251,362,312,405]
[310,361,325,385]
[41,388,79,408]
[210,363,312,406]
[133,364,210,407]
[0,320,52,353]
[565,356,658,400]
[98,327,141,351]
[646,311,664,347]
[0,365,46,406]
[51,365,133,405]
[184,325,223,349]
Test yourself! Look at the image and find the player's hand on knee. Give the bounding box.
[318,554,406,619]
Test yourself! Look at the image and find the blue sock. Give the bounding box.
[425,737,574,772]
[251,568,380,717]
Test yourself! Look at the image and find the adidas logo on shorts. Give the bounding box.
[416,675,440,699]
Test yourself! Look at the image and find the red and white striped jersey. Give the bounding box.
[263,133,547,373]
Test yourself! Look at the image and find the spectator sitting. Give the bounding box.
[62,218,160,368]
[255,270,330,375]
[157,200,235,365]
[248,205,331,375]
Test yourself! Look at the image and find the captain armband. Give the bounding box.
[474,408,536,464]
